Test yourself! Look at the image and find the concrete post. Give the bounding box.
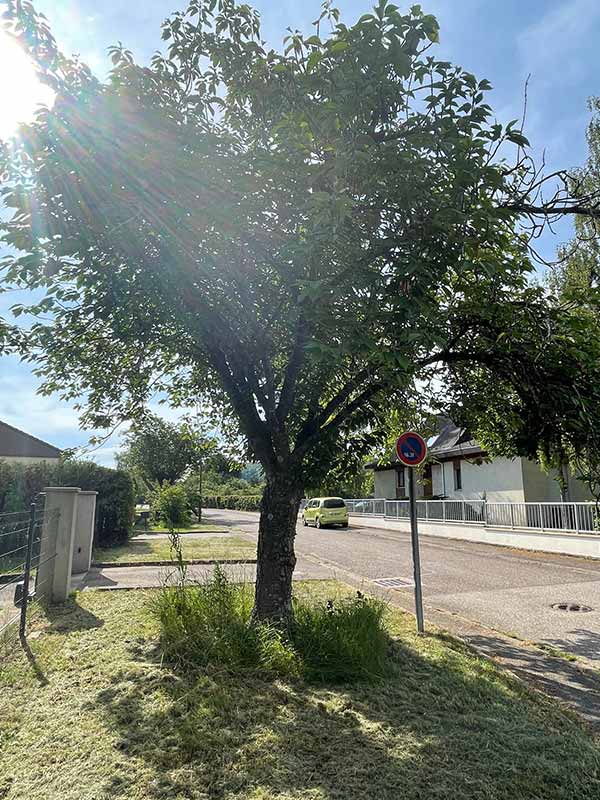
[38,487,80,603]
[71,491,98,574]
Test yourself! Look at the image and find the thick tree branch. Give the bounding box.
[502,201,600,218]
[276,312,309,422]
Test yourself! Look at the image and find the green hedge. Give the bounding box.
[0,459,135,546]
[202,494,262,512]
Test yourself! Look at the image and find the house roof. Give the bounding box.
[366,417,485,471]
[428,419,484,461]
[0,420,62,460]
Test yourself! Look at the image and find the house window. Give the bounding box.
[396,466,406,497]
[453,459,462,491]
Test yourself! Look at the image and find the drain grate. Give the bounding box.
[372,577,415,589]
[550,602,593,613]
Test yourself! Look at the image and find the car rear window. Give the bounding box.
[323,499,345,508]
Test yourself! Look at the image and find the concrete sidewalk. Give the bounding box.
[75,555,331,591]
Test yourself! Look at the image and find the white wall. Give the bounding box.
[374,470,397,499]
[520,460,593,502]
[431,463,444,496]
[521,459,562,502]
[567,473,593,502]
[439,457,525,502]
[373,468,427,499]
[375,457,592,503]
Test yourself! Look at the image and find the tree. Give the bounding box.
[539,97,600,501]
[3,0,600,622]
[118,413,205,487]
[151,483,191,528]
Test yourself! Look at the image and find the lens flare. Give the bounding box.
[0,30,54,140]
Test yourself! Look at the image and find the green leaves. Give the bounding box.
[421,14,440,43]
[1,0,596,502]
[506,129,530,147]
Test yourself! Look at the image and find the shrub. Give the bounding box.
[153,567,390,682]
[0,460,50,513]
[151,483,191,528]
[0,458,134,547]
[202,494,262,512]
[57,460,135,546]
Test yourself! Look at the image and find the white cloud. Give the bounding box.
[518,0,600,87]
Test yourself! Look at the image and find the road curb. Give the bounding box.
[132,528,227,536]
[91,558,257,568]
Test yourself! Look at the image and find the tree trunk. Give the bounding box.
[197,460,202,522]
[560,461,570,502]
[252,469,303,624]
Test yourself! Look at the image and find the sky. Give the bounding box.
[0,0,599,465]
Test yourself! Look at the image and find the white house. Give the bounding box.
[0,420,62,464]
[368,419,589,503]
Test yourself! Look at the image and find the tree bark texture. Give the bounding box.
[252,469,303,623]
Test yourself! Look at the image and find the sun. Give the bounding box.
[0,30,55,140]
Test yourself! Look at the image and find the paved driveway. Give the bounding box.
[203,508,600,664]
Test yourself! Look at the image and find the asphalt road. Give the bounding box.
[203,508,600,665]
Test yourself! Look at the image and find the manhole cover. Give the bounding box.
[550,602,593,613]
[372,577,414,589]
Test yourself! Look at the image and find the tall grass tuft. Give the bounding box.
[292,592,389,682]
[152,566,390,682]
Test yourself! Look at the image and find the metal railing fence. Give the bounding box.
[0,496,58,637]
[385,499,486,524]
[343,498,600,535]
[344,498,387,516]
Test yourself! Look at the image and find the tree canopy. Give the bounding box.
[2,0,600,619]
[117,412,213,489]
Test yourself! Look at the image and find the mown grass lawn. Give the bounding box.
[132,521,229,535]
[1,583,599,800]
[93,535,256,564]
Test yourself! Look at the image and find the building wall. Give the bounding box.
[520,459,562,502]
[431,463,445,496]
[520,459,593,502]
[566,473,593,502]
[373,468,427,499]
[374,469,397,499]
[0,455,60,465]
[376,457,594,504]
[435,457,525,502]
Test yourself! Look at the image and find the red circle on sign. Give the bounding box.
[395,431,428,467]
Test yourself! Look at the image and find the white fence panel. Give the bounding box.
[345,498,386,517]
[345,498,600,535]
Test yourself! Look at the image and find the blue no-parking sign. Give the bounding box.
[395,431,428,467]
[394,430,427,634]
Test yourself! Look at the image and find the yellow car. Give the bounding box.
[302,497,349,529]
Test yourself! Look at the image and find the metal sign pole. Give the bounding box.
[408,468,425,634]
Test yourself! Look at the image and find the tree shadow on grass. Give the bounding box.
[43,598,104,634]
[464,632,600,727]
[93,632,600,800]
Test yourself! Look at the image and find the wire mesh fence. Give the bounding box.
[0,495,58,637]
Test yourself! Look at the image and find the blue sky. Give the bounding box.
[1,0,599,464]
